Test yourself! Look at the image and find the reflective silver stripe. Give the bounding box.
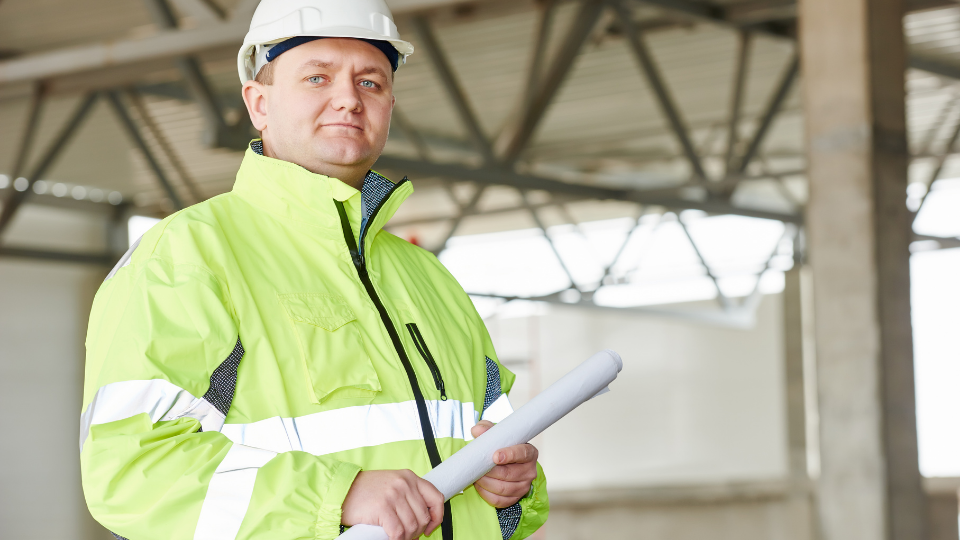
[196,402,478,539]
[79,379,225,451]
[220,400,481,454]
[104,235,142,281]
[193,444,277,540]
[480,394,514,424]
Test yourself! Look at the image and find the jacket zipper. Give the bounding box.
[405,323,447,401]
[334,190,453,540]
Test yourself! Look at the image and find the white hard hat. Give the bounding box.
[237,0,415,84]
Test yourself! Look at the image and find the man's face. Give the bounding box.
[243,38,395,182]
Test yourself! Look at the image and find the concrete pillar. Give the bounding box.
[924,478,960,540]
[782,266,817,540]
[783,266,808,481]
[798,0,926,539]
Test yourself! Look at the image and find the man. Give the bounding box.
[79,1,548,539]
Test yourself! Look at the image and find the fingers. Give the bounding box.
[345,470,442,540]
[416,477,445,536]
[394,499,425,540]
[473,456,537,511]
[483,462,539,483]
[475,474,534,500]
[494,443,538,465]
[382,471,423,540]
[471,420,494,439]
[475,483,522,509]
[401,481,432,539]
[381,513,406,540]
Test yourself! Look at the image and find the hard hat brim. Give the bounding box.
[238,27,414,83]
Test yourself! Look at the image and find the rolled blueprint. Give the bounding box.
[340,349,623,540]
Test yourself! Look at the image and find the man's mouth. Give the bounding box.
[324,123,363,131]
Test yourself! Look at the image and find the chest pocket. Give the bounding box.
[279,293,381,403]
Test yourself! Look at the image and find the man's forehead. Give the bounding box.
[284,38,391,74]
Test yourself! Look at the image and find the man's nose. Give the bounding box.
[330,76,363,113]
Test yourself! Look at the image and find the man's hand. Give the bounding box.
[470,420,539,508]
[341,469,444,540]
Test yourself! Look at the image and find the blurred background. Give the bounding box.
[1,0,959,538]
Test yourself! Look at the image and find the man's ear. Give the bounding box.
[241,81,269,132]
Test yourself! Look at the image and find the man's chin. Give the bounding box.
[313,141,374,168]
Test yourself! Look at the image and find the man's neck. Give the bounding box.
[260,138,368,190]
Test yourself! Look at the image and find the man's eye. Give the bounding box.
[308,76,323,84]
[360,80,377,89]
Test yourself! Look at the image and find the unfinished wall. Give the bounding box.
[0,205,112,540]
[485,296,810,540]
[488,296,790,490]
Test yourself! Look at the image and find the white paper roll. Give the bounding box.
[339,349,623,540]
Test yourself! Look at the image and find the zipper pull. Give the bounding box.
[439,380,447,401]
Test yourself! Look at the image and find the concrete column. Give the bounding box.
[798,0,926,540]
[783,266,817,540]
[924,478,960,540]
[783,266,808,481]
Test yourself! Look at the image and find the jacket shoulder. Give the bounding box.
[130,193,242,269]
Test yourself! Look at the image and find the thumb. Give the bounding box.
[471,420,495,439]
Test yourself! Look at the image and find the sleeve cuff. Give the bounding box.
[512,462,549,540]
[314,461,363,540]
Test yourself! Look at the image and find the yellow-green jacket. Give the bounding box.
[80,143,548,540]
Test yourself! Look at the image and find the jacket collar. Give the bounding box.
[232,142,413,250]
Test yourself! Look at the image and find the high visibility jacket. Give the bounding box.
[80,143,549,540]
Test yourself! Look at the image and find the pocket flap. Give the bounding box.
[279,293,357,331]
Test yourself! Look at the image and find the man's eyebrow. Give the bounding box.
[357,66,389,79]
[299,60,334,70]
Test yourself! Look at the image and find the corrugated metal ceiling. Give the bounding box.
[0,0,958,239]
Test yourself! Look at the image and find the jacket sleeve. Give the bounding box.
[481,354,550,540]
[80,255,361,540]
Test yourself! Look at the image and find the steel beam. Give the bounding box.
[0,20,248,86]
[521,191,581,291]
[9,85,45,179]
[0,245,115,265]
[636,0,957,82]
[913,106,960,220]
[597,207,656,286]
[373,154,802,222]
[736,52,799,175]
[524,0,559,112]
[22,193,121,214]
[2,0,958,92]
[498,0,606,164]
[0,86,44,238]
[678,216,732,309]
[196,0,226,20]
[391,106,433,161]
[430,185,487,255]
[387,193,585,229]
[909,56,960,81]
[141,0,252,151]
[913,234,960,250]
[412,16,496,164]
[616,1,709,182]
[106,90,185,210]
[126,88,205,203]
[725,31,752,173]
[0,92,99,238]
[175,56,228,131]
[915,92,958,158]
[639,0,721,20]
